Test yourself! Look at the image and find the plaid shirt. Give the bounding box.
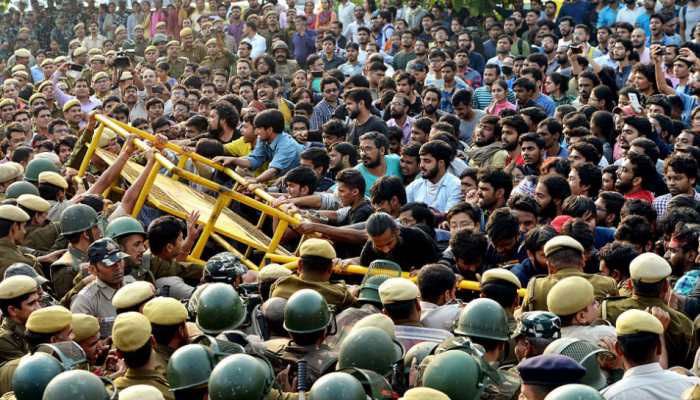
[652,191,700,218]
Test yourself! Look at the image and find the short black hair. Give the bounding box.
[450,230,488,263]
[335,168,366,196]
[253,109,285,133]
[478,168,513,200]
[285,166,318,193]
[300,147,330,174]
[417,264,456,304]
[147,216,187,254]
[615,215,653,249]
[599,241,639,280]
[370,176,406,206]
[486,208,519,243]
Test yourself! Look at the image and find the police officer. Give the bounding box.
[401,387,450,400]
[546,277,616,344]
[41,369,111,400]
[3,262,55,307]
[70,238,134,339]
[543,337,609,390]
[71,313,108,369]
[258,263,292,301]
[307,372,367,400]
[157,41,188,79]
[522,236,617,311]
[512,311,561,362]
[208,353,296,400]
[420,350,486,400]
[0,275,40,363]
[194,283,246,336]
[179,27,206,65]
[120,385,166,400]
[451,298,522,400]
[8,352,65,400]
[16,194,59,252]
[0,205,44,276]
[547,384,604,400]
[4,181,39,200]
[336,325,402,380]
[0,163,24,200]
[112,280,156,314]
[112,312,173,399]
[271,239,356,311]
[516,354,587,400]
[167,344,217,399]
[329,274,390,347]
[601,252,696,368]
[37,171,69,223]
[265,288,337,389]
[23,158,59,186]
[0,305,73,394]
[51,204,102,300]
[143,296,189,368]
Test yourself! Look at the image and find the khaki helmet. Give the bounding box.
[454,298,509,341]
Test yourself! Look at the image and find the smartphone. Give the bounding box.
[628,93,643,113]
[569,44,582,55]
[311,71,323,78]
[69,63,84,72]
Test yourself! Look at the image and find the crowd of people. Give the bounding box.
[3,0,700,398]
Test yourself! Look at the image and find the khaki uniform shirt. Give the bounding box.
[114,366,174,400]
[180,44,207,64]
[0,319,28,365]
[24,222,60,252]
[0,237,42,279]
[602,294,696,368]
[270,275,357,312]
[70,275,136,338]
[0,357,20,395]
[156,56,189,79]
[50,246,88,300]
[522,268,618,311]
[200,51,237,75]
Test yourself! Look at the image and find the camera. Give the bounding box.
[113,48,135,69]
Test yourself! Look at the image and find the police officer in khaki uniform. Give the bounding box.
[522,236,617,311]
[0,275,40,364]
[71,313,107,370]
[142,296,189,369]
[271,238,356,311]
[547,277,616,344]
[70,238,135,339]
[0,163,24,200]
[258,263,292,301]
[112,280,156,314]
[157,41,188,80]
[112,312,174,400]
[200,38,237,75]
[481,268,523,367]
[0,305,73,394]
[16,194,59,252]
[0,205,44,277]
[179,27,206,65]
[601,252,696,368]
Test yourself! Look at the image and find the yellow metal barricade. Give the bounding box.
[77,115,304,269]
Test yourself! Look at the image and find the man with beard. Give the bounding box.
[452,89,485,143]
[418,86,444,122]
[405,140,461,214]
[215,109,303,185]
[616,152,656,203]
[339,43,363,77]
[272,42,299,88]
[387,93,414,145]
[393,31,416,71]
[311,78,342,131]
[573,71,599,108]
[511,226,558,287]
[519,133,546,176]
[406,40,428,73]
[488,35,515,67]
[355,132,401,197]
[535,174,571,223]
[400,142,420,185]
[206,100,238,145]
[540,34,558,74]
[504,17,530,57]
[631,28,651,63]
[609,39,634,89]
[346,88,389,146]
[477,168,512,216]
[618,115,652,160]
[466,115,509,169]
[664,224,700,288]
[498,115,528,172]
[256,76,294,126]
[553,45,571,75]
[359,212,439,272]
[653,155,700,217]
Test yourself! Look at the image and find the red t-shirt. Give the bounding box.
[624,190,654,203]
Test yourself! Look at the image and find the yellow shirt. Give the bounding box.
[223,138,268,176]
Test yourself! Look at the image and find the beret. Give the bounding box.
[90,55,106,63]
[0,205,30,222]
[544,235,584,257]
[38,171,68,189]
[143,296,188,326]
[17,194,51,213]
[11,64,27,73]
[629,252,671,283]
[299,238,336,259]
[0,163,21,184]
[14,48,31,58]
[379,278,420,304]
[205,38,217,47]
[73,22,85,30]
[616,309,664,336]
[62,98,81,113]
[180,27,193,37]
[481,268,522,289]
[12,71,28,80]
[112,281,156,310]
[517,354,586,386]
[115,26,126,35]
[145,45,158,53]
[400,388,450,400]
[258,263,292,281]
[88,48,103,56]
[0,99,16,108]
[119,385,165,400]
[120,71,134,81]
[71,313,100,342]
[353,313,395,339]
[112,312,152,352]
[92,71,109,83]
[40,58,54,68]
[99,128,117,148]
[29,93,47,105]
[73,47,88,57]
[546,276,594,316]
[26,305,72,334]
[166,40,180,48]
[0,275,37,300]
[37,81,53,92]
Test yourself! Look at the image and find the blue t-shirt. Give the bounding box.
[355,154,402,197]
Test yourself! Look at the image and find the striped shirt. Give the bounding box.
[472,85,517,110]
